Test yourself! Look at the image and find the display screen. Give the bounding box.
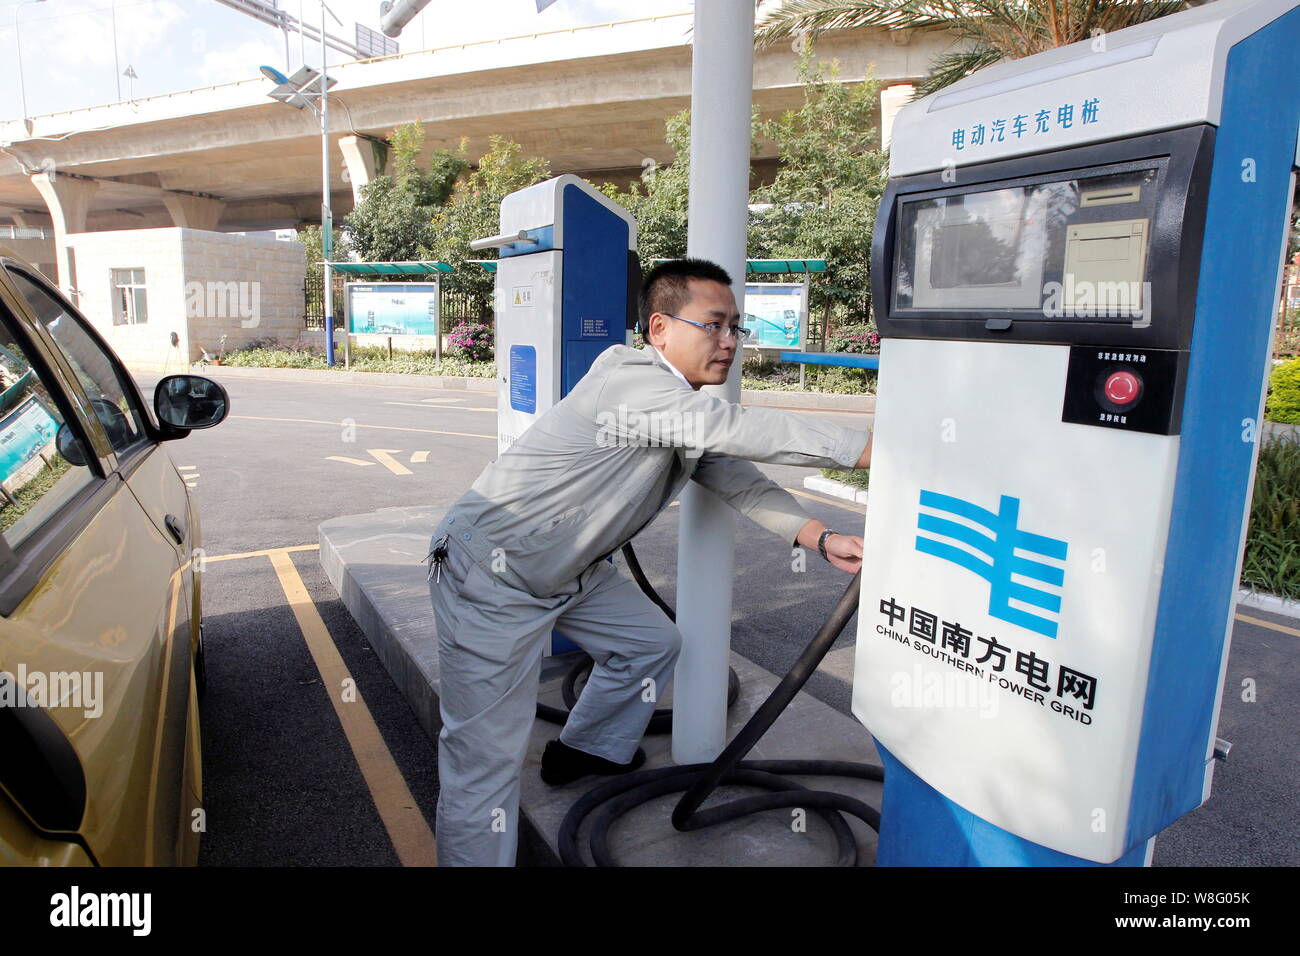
[894,167,1158,320]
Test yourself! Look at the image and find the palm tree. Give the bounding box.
[756,0,1191,96]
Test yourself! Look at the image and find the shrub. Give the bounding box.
[827,322,880,355]
[1241,431,1300,600]
[1265,358,1300,424]
[447,321,494,362]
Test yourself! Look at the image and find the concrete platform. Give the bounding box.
[319,505,883,866]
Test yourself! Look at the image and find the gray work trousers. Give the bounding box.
[428,532,682,867]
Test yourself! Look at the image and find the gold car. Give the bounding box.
[0,251,227,865]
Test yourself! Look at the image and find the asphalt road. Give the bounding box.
[131,368,1298,867]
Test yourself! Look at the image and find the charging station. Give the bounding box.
[471,175,639,456]
[471,175,639,655]
[852,0,1299,865]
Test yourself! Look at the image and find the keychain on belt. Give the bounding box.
[423,533,451,582]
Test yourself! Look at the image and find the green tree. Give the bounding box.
[749,49,888,340]
[296,223,353,282]
[605,45,887,348]
[755,0,1188,96]
[422,136,551,317]
[343,123,469,263]
[607,110,695,271]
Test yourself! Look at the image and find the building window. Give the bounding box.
[111,268,148,325]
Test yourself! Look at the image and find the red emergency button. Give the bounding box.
[1104,370,1142,405]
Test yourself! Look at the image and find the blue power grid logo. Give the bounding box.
[915,490,1069,639]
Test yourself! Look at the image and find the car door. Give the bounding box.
[0,260,201,866]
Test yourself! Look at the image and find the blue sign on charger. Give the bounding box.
[510,345,537,413]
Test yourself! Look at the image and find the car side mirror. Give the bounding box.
[90,397,133,450]
[154,375,229,430]
[55,422,87,467]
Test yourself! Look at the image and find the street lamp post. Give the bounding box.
[14,0,48,131]
[260,0,344,367]
[319,4,336,368]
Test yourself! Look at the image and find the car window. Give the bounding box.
[7,269,151,458]
[0,311,99,550]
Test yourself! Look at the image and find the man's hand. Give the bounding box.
[824,533,864,574]
[854,432,873,470]
[795,519,864,574]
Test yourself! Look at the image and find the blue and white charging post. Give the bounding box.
[472,175,638,655]
[852,0,1299,865]
[471,175,639,456]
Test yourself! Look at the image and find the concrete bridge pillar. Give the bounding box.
[879,83,916,150]
[162,193,226,231]
[6,210,46,230]
[30,172,98,296]
[339,135,380,205]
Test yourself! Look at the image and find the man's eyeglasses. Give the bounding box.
[664,313,752,341]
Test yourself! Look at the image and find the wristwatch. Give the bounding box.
[817,528,838,561]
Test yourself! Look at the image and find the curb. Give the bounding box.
[1235,588,1300,622]
[804,474,869,504]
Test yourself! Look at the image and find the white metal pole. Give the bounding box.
[671,0,754,765]
[14,1,37,125]
[112,1,122,101]
[319,0,338,367]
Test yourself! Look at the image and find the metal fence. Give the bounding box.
[1277,262,1300,359]
[303,275,489,331]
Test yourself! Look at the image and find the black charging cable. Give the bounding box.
[538,542,884,866]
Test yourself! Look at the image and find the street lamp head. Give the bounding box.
[259,65,290,85]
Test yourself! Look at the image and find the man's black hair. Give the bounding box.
[637,258,733,336]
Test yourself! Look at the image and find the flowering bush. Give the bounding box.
[447,321,494,362]
[827,322,881,354]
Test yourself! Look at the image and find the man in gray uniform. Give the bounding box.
[427,258,872,866]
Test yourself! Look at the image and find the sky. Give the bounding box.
[0,0,698,120]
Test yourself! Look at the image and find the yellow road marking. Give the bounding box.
[786,486,867,515]
[326,455,376,467]
[232,414,494,441]
[268,549,437,867]
[1234,612,1300,637]
[385,401,496,412]
[410,451,430,464]
[177,465,197,471]
[367,449,414,476]
[204,543,320,563]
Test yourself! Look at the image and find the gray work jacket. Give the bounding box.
[437,344,871,598]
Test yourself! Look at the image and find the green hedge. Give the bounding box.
[218,346,495,378]
[1241,431,1300,601]
[1266,358,1300,424]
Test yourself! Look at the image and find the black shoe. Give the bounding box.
[540,739,646,786]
